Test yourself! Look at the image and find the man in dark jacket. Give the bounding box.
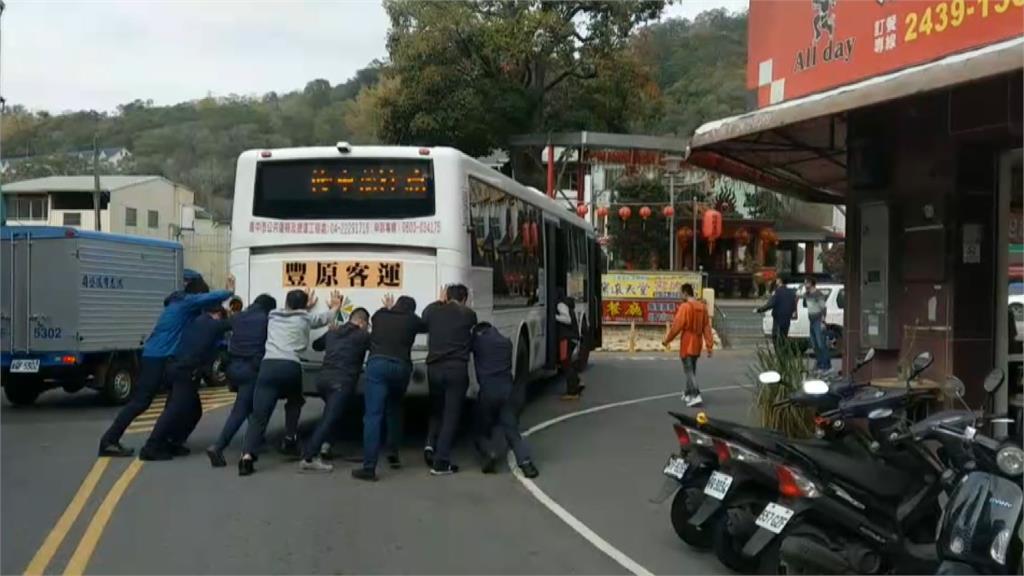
[756,279,797,345]
[141,305,232,460]
[98,274,234,457]
[298,307,371,473]
[471,322,538,478]
[422,284,477,475]
[556,289,583,399]
[206,294,276,468]
[353,295,427,481]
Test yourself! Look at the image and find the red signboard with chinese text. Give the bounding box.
[748,0,1024,108]
[603,300,682,325]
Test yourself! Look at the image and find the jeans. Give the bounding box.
[100,356,168,447]
[301,385,350,461]
[475,382,532,465]
[145,361,201,451]
[681,356,700,396]
[212,358,259,451]
[809,316,831,371]
[772,318,791,341]
[361,356,411,470]
[426,360,469,464]
[242,359,304,457]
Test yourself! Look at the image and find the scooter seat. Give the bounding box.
[787,441,913,499]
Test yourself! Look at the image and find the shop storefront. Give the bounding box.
[687,0,1023,413]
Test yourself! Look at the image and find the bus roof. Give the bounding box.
[239,145,595,236]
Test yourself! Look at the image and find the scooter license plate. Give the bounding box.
[755,502,794,534]
[662,456,688,480]
[703,471,733,500]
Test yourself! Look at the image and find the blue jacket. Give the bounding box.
[228,307,271,360]
[142,290,233,358]
[758,286,797,322]
[176,314,231,370]
[471,323,514,392]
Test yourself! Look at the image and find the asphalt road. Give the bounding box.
[2,349,762,575]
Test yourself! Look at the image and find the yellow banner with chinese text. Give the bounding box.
[601,271,702,301]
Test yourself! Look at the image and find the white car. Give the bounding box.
[761,283,846,354]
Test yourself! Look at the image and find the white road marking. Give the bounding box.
[509,384,744,576]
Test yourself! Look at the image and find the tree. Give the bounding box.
[608,176,670,270]
[377,0,666,156]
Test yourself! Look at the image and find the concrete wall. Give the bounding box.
[109,179,195,240]
[180,217,231,290]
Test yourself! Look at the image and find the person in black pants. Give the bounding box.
[422,284,477,475]
[298,307,371,473]
[756,279,797,347]
[471,322,538,478]
[206,294,276,468]
[352,294,427,481]
[98,274,233,458]
[238,288,341,476]
[140,305,231,460]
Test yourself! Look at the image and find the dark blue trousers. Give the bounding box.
[212,358,259,451]
[361,356,411,470]
[243,359,304,456]
[100,356,168,447]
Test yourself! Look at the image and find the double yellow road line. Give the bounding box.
[23,388,237,575]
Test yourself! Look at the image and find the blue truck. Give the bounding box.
[1,227,183,405]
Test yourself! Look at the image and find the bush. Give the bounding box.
[750,339,816,438]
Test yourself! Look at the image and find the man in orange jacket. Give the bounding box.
[662,283,714,407]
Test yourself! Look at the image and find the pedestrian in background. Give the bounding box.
[141,304,231,460]
[804,277,831,374]
[238,288,341,476]
[556,289,583,400]
[471,321,538,478]
[422,284,477,475]
[756,278,797,346]
[299,307,371,473]
[353,294,426,481]
[97,274,234,458]
[206,294,276,468]
[663,283,714,407]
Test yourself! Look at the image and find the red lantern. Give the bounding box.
[758,227,778,262]
[735,227,751,247]
[530,221,539,252]
[676,226,693,255]
[702,209,722,253]
[521,222,531,250]
[662,205,675,218]
[596,206,609,219]
[618,206,632,221]
[576,204,588,218]
[639,206,652,220]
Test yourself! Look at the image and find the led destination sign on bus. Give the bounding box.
[254,158,435,220]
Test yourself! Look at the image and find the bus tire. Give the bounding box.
[4,376,42,406]
[512,332,530,416]
[101,357,136,405]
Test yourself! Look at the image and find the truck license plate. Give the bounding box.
[703,471,733,500]
[10,359,40,373]
[662,456,688,480]
[755,502,795,534]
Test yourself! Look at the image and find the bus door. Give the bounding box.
[544,220,567,369]
[590,239,603,348]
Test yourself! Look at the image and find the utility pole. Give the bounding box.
[1,0,7,227]
[92,134,102,231]
[663,156,683,271]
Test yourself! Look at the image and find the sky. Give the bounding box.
[1,0,748,113]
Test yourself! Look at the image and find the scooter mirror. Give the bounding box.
[758,371,782,385]
[946,376,966,398]
[983,368,1005,393]
[910,351,934,379]
[802,379,829,395]
[862,348,876,364]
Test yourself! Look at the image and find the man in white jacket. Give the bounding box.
[238,287,342,476]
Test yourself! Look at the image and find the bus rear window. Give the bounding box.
[253,158,435,219]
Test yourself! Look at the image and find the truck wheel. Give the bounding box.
[101,359,136,405]
[4,376,42,406]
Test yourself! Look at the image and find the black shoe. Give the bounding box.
[206,446,226,468]
[98,442,135,458]
[481,454,498,474]
[168,443,191,457]
[238,458,254,476]
[278,437,300,460]
[430,461,460,476]
[520,460,539,479]
[423,446,434,468]
[351,468,378,482]
[139,446,173,461]
[387,454,402,470]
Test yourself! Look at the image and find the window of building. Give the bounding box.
[4,195,48,221]
[52,193,102,210]
[125,207,137,227]
[469,177,544,309]
[147,210,159,229]
[63,212,82,226]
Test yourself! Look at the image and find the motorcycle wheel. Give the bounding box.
[712,506,760,573]
[670,481,712,549]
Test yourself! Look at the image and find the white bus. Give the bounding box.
[229,143,602,394]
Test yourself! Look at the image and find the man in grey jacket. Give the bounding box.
[804,277,831,374]
[238,288,342,476]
